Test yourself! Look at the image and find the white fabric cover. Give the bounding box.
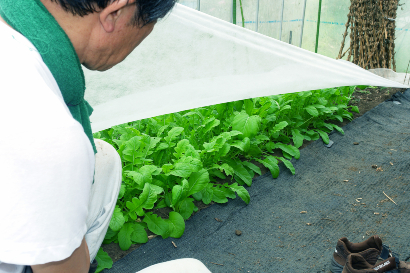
[369,68,410,86]
[180,0,410,72]
[84,4,408,133]
[0,21,95,270]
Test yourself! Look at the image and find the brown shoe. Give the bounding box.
[342,253,410,273]
[331,236,384,273]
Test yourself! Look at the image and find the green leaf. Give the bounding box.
[162,163,173,174]
[143,212,170,239]
[171,156,202,178]
[122,136,142,163]
[312,104,325,109]
[129,183,164,216]
[203,118,220,134]
[203,142,215,152]
[173,139,191,158]
[187,169,210,196]
[140,183,163,205]
[229,130,243,137]
[172,185,184,207]
[279,157,296,175]
[276,143,300,160]
[231,137,251,152]
[305,106,319,117]
[271,121,288,133]
[268,100,280,114]
[317,130,330,144]
[157,125,169,137]
[126,171,144,188]
[178,198,195,220]
[140,165,161,177]
[209,169,226,179]
[95,248,113,273]
[282,151,293,160]
[229,183,250,204]
[109,207,125,232]
[232,112,261,139]
[126,198,142,216]
[350,106,360,113]
[215,103,227,116]
[265,114,277,123]
[201,185,214,205]
[319,122,333,131]
[255,135,270,142]
[241,161,261,175]
[220,163,234,176]
[258,101,272,118]
[104,227,118,240]
[130,223,148,244]
[332,124,345,135]
[291,129,304,149]
[170,162,194,178]
[118,223,134,251]
[164,127,184,143]
[333,115,343,122]
[306,130,320,141]
[220,185,237,199]
[279,105,291,112]
[141,136,161,156]
[226,160,252,186]
[234,100,244,111]
[192,191,202,201]
[155,199,167,209]
[212,187,229,203]
[318,97,328,105]
[156,142,169,151]
[244,99,254,116]
[167,211,185,238]
[118,184,126,199]
[256,156,280,179]
[219,143,231,157]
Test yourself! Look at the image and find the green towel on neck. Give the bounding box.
[0,0,97,154]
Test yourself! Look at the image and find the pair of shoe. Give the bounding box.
[331,235,410,273]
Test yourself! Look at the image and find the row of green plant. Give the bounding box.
[93,86,361,272]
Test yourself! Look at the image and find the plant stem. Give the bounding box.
[239,0,245,27]
[315,0,323,53]
[233,0,236,25]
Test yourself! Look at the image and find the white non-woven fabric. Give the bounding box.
[0,21,95,269]
[369,68,410,86]
[84,4,408,133]
[179,0,410,73]
[136,258,212,273]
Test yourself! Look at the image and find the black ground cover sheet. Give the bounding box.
[104,90,410,273]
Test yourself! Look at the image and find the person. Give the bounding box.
[0,0,211,272]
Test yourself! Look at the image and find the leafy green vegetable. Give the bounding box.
[94,85,358,266]
[118,223,135,250]
[95,248,113,273]
[143,212,170,239]
[167,211,185,238]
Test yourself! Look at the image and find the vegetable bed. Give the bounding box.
[92,86,403,272]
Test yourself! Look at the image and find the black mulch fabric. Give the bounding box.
[103,90,410,273]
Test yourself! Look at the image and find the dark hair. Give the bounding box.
[51,0,177,26]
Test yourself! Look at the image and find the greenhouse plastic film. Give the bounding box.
[84,4,408,133]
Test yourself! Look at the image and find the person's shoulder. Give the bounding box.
[0,23,77,130]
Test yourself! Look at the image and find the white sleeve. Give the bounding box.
[0,27,95,265]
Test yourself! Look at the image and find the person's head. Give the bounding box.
[42,0,177,71]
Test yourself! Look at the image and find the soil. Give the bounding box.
[101,86,408,264]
